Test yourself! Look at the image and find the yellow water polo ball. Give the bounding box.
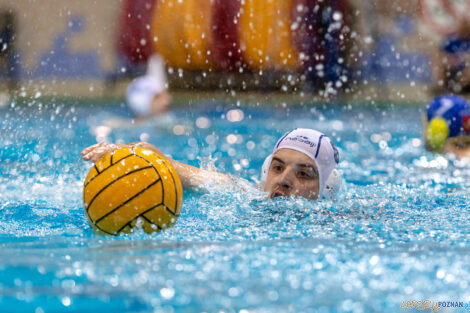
[83,147,183,235]
[426,117,449,150]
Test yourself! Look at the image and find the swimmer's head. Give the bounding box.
[260,128,340,200]
[126,75,168,118]
[425,95,470,150]
[126,54,169,118]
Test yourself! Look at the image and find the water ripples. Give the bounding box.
[0,104,469,312]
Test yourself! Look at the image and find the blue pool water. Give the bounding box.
[0,100,469,312]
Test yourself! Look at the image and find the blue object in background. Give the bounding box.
[443,37,470,54]
[32,15,103,79]
[427,94,469,137]
[13,15,103,79]
[361,15,432,83]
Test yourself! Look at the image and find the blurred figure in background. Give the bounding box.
[294,0,354,94]
[430,18,470,93]
[126,53,171,120]
[105,0,155,89]
[0,11,18,92]
[423,95,470,158]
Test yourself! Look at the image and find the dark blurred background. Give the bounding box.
[0,0,469,102]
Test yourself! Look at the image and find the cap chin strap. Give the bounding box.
[259,154,341,199]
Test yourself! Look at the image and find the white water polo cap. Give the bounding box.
[126,75,166,117]
[260,128,341,198]
[126,54,168,117]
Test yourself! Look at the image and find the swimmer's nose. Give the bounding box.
[278,181,292,190]
[277,170,294,190]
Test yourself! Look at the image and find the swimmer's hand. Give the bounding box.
[81,142,123,163]
[81,142,165,163]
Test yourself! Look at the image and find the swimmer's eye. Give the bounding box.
[297,170,316,179]
[271,164,283,172]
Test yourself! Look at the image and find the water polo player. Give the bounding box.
[258,128,340,200]
[126,54,171,119]
[423,95,470,158]
[81,128,341,200]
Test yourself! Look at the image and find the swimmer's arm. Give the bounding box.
[81,141,230,188]
[124,142,231,188]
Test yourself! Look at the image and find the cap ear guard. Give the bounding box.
[146,54,168,89]
[322,169,341,200]
[259,154,272,188]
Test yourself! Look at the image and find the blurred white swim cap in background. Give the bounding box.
[146,53,168,84]
[126,54,168,117]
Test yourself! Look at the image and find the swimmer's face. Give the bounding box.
[264,148,320,200]
[151,90,171,115]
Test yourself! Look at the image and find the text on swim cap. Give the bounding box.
[285,135,317,148]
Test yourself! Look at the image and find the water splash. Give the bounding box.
[0,103,469,312]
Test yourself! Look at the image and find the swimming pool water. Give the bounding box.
[0,100,469,312]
